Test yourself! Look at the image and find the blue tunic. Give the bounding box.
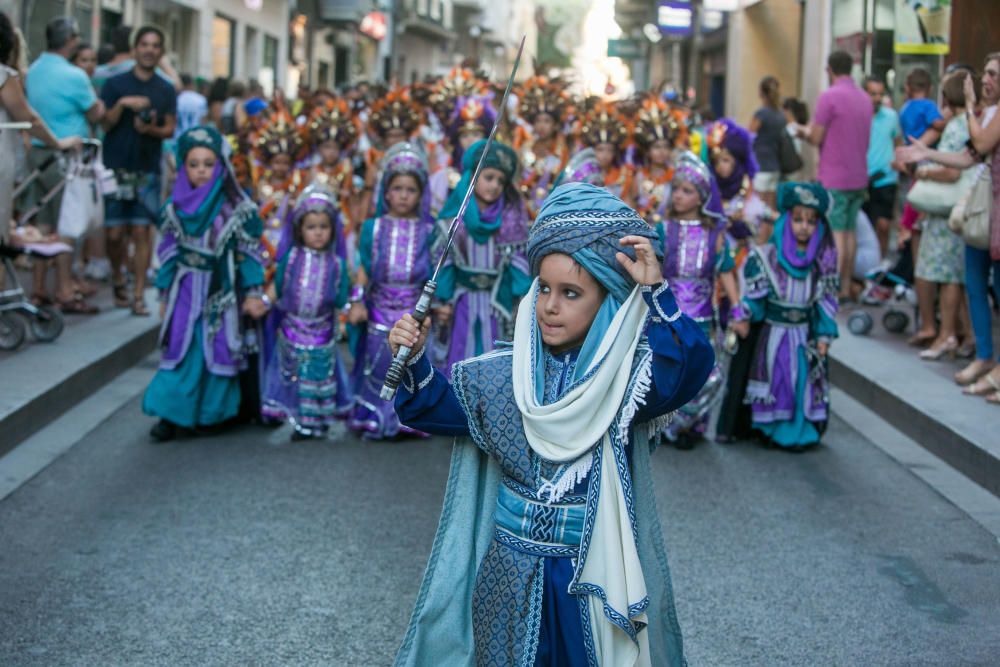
[395,283,714,666]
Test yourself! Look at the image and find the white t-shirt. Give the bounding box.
[174,89,208,138]
[853,209,882,280]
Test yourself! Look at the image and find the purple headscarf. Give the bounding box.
[172,162,224,215]
[709,118,759,201]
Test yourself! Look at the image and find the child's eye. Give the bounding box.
[539,285,550,294]
[564,289,578,299]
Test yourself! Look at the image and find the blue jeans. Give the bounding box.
[964,244,1000,361]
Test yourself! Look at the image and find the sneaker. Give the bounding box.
[150,419,177,442]
[84,258,112,282]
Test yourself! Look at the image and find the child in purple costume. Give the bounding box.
[347,143,435,438]
[260,184,352,440]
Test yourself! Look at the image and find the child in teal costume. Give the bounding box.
[143,126,268,441]
[743,182,840,450]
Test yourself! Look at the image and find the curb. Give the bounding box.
[829,323,1000,498]
[0,309,159,457]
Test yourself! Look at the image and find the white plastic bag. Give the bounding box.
[57,142,105,239]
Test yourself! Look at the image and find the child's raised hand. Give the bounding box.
[348,301,368,325]
[616,235,662,287]
[389,314,429,357]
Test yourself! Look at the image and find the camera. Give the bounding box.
[138,108,155,123]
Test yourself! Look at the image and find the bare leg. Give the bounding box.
[875,215,891,258]
[913,277,938,338]
[832,230,857,299]
[936,282,961,342]
[131,224,150,296]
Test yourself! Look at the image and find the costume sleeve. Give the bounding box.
[715,235,735,273]
[333,260,350,309]
[633,282,716,424]
[236,209,265,290]
[154,229,179,292]
[810,284,839,342]
[273,251,290,299]
[741,249,769,322]
[394,351,471,436]
[359,217,375,276]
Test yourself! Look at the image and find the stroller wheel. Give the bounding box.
[0,313,26,351]
[29,305,65,342]
[883,310,910,334]
[848,311,873,336]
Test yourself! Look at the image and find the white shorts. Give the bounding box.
[753,171,780,193]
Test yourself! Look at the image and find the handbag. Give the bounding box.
[778,129,803,174]
[947,161,992,250]
[907,166,976,216]
[56,142,104,240]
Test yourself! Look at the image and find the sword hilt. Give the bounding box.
[380,279,437,401]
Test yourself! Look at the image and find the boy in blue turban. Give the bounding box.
[388,183,714,666]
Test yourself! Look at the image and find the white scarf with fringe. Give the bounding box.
[512,279,652,667]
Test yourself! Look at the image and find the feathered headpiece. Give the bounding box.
[428,68,489,120]
[517,76,569,123]
[307,97,360,148]
[252,107,307,162]
[577,101,631,148]
[368,88,424,140]
[633,97,689,148]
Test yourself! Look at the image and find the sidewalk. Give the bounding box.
[830,304,1000,497]
[0,286,159,455]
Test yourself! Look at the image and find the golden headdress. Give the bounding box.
[633,97,689,148]
[577,101,631,148]
[251,107,307,162]
[307,97,360,148]
[368,88,424,139]
[517,76,570,123]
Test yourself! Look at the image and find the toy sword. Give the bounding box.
[380,35,526,401]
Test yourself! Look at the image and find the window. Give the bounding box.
[260,35,279,97]
[211,15,235,78]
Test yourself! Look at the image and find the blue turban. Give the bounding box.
[528,182,661,304]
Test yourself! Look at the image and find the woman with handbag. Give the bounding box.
[899,53,1000,403]
[905,73,975,361]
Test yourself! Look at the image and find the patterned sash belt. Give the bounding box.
[493,477,585,557]
[765,303,810,326]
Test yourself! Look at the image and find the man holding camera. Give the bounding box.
[100,26,176,316]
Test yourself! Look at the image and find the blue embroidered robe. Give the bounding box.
[393,284,714,667]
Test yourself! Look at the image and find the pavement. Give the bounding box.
[829,303,1000,497]
[0,375,998,665]
[0,284,159,455]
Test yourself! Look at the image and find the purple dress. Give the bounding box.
[261,246,352,433]
[349,215,434,438]
[434,203,532,376]
[655,218,734,439]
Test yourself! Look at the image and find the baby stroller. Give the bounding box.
[848,242,918,336]
[0,145,76,351]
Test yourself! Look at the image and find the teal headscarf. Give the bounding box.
[527,182,661,401]
[438,138,519,243]
[168,126,229,236]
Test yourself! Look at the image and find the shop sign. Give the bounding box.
[360,12,387,41]
[894,0,950,55]
[607,39,644,59]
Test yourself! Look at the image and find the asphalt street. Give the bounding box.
[1,384,998,666]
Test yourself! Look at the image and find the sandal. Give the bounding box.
[131,295,150,317]
[113,281,130,309]
[907,331,936,347]
[31,294,53,307]
[58,294,98,315]
[986,392,1000,405]
[964,368,1000,396]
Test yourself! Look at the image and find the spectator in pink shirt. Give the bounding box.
[798,51,873,301]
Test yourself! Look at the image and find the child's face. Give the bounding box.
[790,206,818,245]
[384,128,408,147]
[533,113,556,140]
[301,212,333,250]
[474,167,506,206]
[594,143,616,169]
[269,153,292,180]
[712,149,736,179]
[648,140,672,167]
[318,140,340,165]
[386,173,421,217]
[459,129,485,151]
[671,180,701,217]
[185,147,217,188]
[536,253,606,354]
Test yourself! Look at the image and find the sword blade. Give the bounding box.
[431,34,527,279]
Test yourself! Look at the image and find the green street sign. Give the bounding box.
[607,39,644,59]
